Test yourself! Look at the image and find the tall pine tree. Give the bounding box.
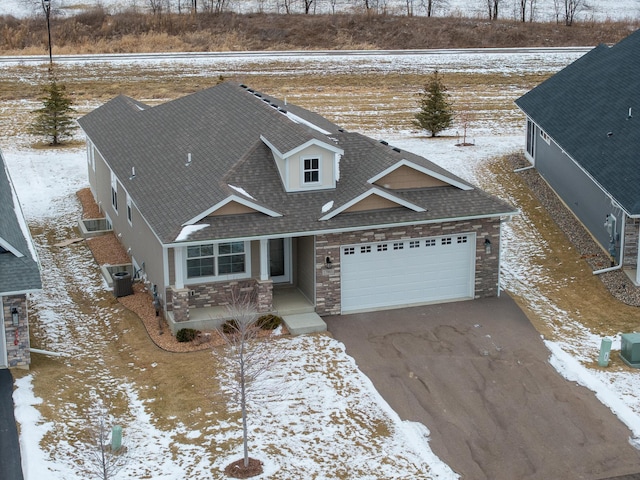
[30,79,77,145]
[413,70,454,137]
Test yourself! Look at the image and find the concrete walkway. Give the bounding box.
[0,369,23,480]
[325,295,640,480]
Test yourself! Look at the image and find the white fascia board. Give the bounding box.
[0,237,23,257]
[260,135,284,160]
[182,195,282,226]
[283,138,344,158]
[319,187,426,221]
[368,159,473,191]
[0,288,41,296]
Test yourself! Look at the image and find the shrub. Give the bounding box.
[222,319,239,335]
[257,314,283,331]
[176,328,200,342]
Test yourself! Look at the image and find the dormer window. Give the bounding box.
[303,157,320,184]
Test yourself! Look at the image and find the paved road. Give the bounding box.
[0,369,23,480]
[0,46,592,64]
[325,295,640,480]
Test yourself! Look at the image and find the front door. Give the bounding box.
[269,238,291,283]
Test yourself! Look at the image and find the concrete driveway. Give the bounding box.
[325,295,640,480]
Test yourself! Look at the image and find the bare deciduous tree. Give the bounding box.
[82,403,129,480]
[215,291,282,474]
[485,0,499,19]
[563,0,583,25]
[519,0,537,21]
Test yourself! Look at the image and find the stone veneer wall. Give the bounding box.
[168,278,273,322]
[3,295,30,368]
[623,217,639,269]
[315,218,502,315]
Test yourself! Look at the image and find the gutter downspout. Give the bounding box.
[593,214,625,275]
[30,348,66,357]
[513,165,535,173]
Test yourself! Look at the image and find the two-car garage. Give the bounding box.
[340,234,476,313]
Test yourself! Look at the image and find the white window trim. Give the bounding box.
[183,241,251,285]
[126,194,132,225]
[87,142,95,170]
[301,155,321,186]
[110,170,118,213]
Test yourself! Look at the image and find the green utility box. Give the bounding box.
[620,333,640,368]
[598,338,612,367]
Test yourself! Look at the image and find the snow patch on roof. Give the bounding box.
[228,184,255,200]
[175,224,209,242]
[321,200,334,213]
[286,112,331,135]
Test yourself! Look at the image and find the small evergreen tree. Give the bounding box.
[30,79,77,145]
[413,70,454,137]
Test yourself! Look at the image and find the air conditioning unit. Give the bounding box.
[620,333,640,368]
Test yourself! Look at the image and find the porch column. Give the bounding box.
[260,239,269,281]
[174,246,185,289]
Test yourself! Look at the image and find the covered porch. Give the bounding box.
[165,235,325,334]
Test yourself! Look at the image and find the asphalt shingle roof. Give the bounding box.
[515,29,640,216]
[0,151,42,294]
[78,82,516,244]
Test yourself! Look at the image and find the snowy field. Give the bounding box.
[4,48,640,478]
[2,0,640,21]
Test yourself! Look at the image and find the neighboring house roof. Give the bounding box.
[515,29,640,216]
[79,82,516,244]
[0,151,42,294]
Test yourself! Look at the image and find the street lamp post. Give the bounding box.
[42,0,52,66]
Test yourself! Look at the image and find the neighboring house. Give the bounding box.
[0,150,41,369]
[516,30,640,283]
[78,82,516,331]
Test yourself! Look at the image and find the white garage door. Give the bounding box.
[341,234,475,313]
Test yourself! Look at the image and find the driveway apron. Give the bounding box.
[0,369,23,480]
[325,294,640,480]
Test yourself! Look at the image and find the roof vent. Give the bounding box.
[129,166,136,180]
[247,88,254,93]
[271,103,279,109]
[392,147,401,152]
[379,140,388,145]
[262,98,270,103]
[607,132,614,138]
[186,152,192,166]
[240,84,248,89]
[278,108,287,114]
[254,93,262,98]
[628,107,633,119]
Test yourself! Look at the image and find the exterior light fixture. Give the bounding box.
[325,256,333,269]
[11,307,19,326]
[484,238,492,255]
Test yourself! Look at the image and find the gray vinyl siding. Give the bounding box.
[536,137,624,261]
[93,147,167,296]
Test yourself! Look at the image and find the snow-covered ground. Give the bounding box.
[4,48,640,478]
[3,0,640,21]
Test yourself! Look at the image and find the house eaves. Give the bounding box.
[182,194,283,227]
[368,158,473,191]
[319,187,426,221]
